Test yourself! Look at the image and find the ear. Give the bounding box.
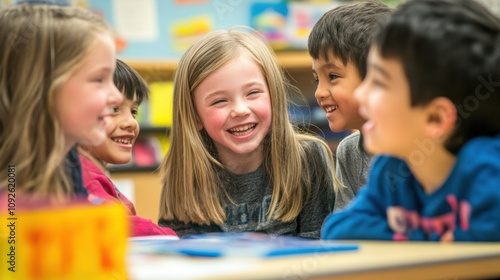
[424,97,457,139]
[195,114,204,131]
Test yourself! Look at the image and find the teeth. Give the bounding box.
[229,124,256,135]
[325,106,337,113]
[112,138,132,145]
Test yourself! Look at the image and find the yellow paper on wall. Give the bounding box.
[149,81,174,127]
[171,15,213,52]
[0,201,128,280]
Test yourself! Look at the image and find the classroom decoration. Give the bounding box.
[171,15,214,53]
[148,81,174,127]
[250,1,340,50]
[250,2,289,50]
[286,2,341,49]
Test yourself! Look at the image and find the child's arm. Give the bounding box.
[321,186,394,240]
[322,156,426,241]
[86,176,178,236]
[85,174,135,212]
[130,216,177,237]
[80,155,178,236]
[158,219,223,238]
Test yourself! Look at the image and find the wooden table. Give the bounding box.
[128,241,500,279]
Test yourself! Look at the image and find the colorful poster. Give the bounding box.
[250,2,289,50]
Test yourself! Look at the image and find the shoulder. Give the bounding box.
[336,131,372,166]
[340,130,361,145]
[457,135,500,172]
[459,135,500,160]
[79,154,102,175]
[453,136,500,215]
[79,153,111,186]
[337,131,362,155]
[300,139,331,157]
[299,139,333,176]
[359,155,414,198]
[370,155,410,177]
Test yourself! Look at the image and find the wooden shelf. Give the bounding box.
[274,51,313,70]
[108,164,159,173]
[125,51,311,82]
[139,126,170,133]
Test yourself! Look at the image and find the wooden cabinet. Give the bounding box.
[110,171,163,222]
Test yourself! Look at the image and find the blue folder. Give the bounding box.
[130,232,358,258]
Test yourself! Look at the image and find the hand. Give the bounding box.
[88,194,105,204]
[440,230,454,242]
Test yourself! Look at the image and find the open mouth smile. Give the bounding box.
[228,123,257,136]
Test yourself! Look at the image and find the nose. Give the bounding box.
[230,100,251,118]
[314,81,330,104]
[108,84,123,107]
[120,110,138,131]
[354,79,367,105]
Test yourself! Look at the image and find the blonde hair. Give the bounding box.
[0,4,113,199]
[159,29,335,225]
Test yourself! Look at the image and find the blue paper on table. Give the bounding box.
[130,232,358,258]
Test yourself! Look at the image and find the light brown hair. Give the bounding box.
[0,4,113,199]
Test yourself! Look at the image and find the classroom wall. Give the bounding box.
[87,0,342,60]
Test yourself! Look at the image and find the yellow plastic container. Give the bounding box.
[0,200,128,280]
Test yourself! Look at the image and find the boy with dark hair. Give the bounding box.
[322,0,500,242]
[79,59,177,237]
[308,1,392,211]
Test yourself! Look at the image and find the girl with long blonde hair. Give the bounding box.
[159,29,335,239]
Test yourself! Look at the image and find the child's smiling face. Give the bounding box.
[193,54,272,166]
[355,47,430,158]
[312,51,365,132]
[88,94,140,165]
[57,34,122,150]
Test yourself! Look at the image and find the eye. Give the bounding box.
[329,73,340,81]
[247,90,260,96]
[373,79,386,88]
[210,99,226,106]
[131,108,138,118]
[94,76,104,83]
[370,74,387,88]
[311,74,319,85]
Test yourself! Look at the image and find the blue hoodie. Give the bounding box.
[322,135,500,242]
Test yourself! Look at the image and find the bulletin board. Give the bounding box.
[87,0,338,60]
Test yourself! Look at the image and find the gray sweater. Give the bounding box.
[159,141,334,239]
[334,131,373,212]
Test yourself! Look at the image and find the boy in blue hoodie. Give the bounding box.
[322,0,500,242]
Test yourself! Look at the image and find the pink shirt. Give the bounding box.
[79,154,177,237]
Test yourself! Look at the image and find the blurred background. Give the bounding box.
[3,0,499,220]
